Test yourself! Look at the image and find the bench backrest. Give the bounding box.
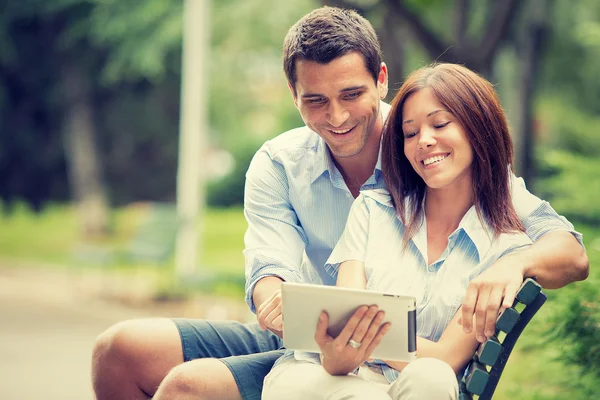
[459,278,547,400]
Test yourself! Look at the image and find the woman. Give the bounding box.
[262,63,532,400]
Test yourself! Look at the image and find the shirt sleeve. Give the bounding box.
[243,147,306,313]
[511,173,584,247]
[324,193,370,278]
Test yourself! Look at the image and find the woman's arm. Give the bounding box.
[336,260,367,289]
[385,306,479,374]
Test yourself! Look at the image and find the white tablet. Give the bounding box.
[281,282,417,362]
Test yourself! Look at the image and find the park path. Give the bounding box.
[0,265,251,400]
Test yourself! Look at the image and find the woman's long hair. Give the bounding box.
[382,63,524,244]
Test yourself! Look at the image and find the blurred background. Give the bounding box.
[0,0,598,399]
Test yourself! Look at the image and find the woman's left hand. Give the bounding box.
[315,305,391,375]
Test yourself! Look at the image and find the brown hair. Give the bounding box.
[382,63,524,242]
[283,6,382,95]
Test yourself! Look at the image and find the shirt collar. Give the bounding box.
[453,206,494,261]
[365,192,495,262]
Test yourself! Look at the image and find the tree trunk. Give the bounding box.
[513,0,550,188]
[60,57,110,238]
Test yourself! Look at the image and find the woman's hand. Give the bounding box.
[315,305,391,375]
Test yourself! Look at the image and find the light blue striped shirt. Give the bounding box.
[243,101,583,313]
[322,189,533,382]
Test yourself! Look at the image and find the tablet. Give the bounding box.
[281,282,417,362]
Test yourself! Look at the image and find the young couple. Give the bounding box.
[92,6,588,400]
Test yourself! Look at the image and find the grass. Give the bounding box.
[0,202,247,297]
[0,202,598,399]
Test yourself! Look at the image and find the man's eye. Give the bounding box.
[307,98,325,104]
[434,121,450,129]
[344,92,361,100]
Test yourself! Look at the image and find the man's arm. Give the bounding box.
[461,177,589,341]
[522,230,589,287]
[243,147,307,332]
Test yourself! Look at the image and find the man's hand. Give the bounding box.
[257,289,283,337]
[461,251,527,342]
[315,305,390,375]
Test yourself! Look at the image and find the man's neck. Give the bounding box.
[334,133,382,198]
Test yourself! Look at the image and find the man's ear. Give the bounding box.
[288,82,299,108]
[378,62,389,100]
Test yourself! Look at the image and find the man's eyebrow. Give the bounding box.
[340,85,367,92]
[402,109,447,125]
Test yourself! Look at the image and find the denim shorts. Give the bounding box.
[172,318,284,400]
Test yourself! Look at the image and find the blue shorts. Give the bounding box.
[172,319,284,400]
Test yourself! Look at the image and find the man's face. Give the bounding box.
[290,52,388,160]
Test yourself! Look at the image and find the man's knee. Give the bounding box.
[93,320,143,369]
[390,358,458,399]
[156,359,241,400]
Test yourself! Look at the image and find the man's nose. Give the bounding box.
[327,102,349,127]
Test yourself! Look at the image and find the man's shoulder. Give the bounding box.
[259,126,322,163]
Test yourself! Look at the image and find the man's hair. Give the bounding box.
[381,63,524,243]
[283,6,382,94]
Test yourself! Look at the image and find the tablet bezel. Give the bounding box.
[281,282,417,362]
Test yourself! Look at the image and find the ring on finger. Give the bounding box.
[348,339,362,349]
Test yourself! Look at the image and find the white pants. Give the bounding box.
[262,358,458,400]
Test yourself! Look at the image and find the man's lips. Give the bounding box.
[328,125,357,135]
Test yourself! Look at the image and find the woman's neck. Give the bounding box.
[425,182,474,236]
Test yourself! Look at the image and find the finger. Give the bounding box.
[314,311,330,346]
[461,284,479,334]
[257,292,282,330]
[336,305,368,345]
[485,287,504,338]
[475,286,492,343]
[363,322,391,360]
[359,310,386,348]
[264,306,283,331]
[502,281,520,310]
[350,305,380,344]
[271,314,283,331]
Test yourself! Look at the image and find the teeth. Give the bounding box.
[331,128,351,134]
[423,154,448,166]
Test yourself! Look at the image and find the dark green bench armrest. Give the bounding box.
[461,278,547,400]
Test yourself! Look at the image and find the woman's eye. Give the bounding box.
[404,132,417,139]
[434,121,450,129]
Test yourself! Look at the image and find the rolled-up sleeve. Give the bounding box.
[243,148,307,313]
[511,174,584,247]
[325,194,370,278]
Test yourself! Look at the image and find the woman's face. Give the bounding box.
[401,88,474,192]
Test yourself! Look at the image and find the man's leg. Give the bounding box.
[92,318,282,400]
[92,318,183,399]
[154,350,284,400]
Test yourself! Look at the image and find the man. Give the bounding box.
[92,6,588,400]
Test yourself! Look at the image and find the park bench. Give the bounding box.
[72,202,178,266]
[459,278,546,399]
